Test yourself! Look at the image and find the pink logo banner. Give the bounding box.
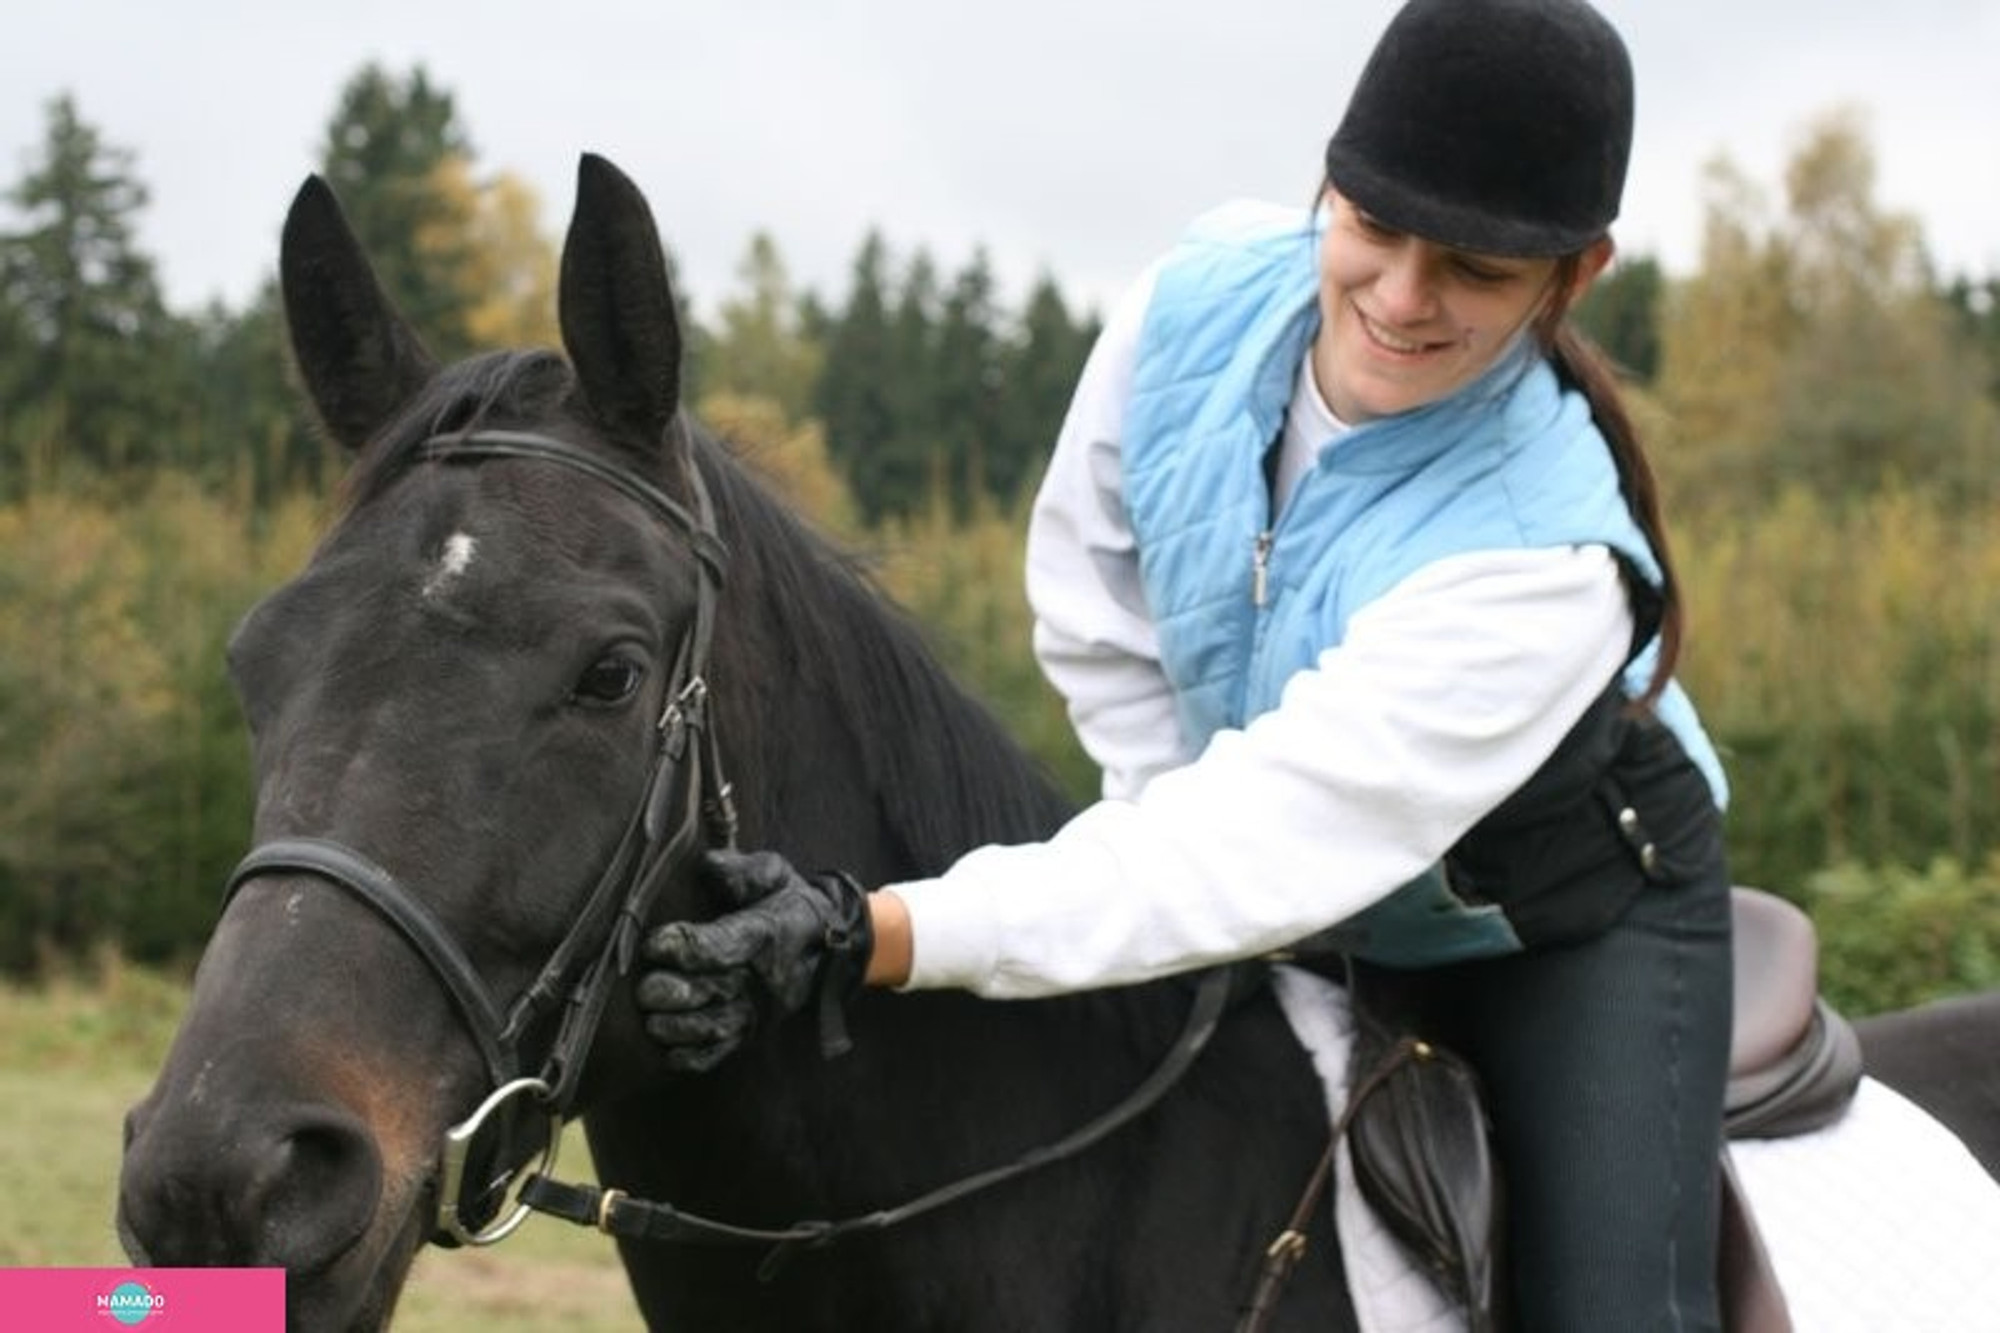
[0,1268,284,1330]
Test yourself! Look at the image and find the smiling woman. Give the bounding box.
[1310,199,1612,423]
[635,3,1737,1330]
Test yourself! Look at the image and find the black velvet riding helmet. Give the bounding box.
[1323,0,1634,257]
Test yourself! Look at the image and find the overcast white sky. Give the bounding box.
[5,1,1996,322]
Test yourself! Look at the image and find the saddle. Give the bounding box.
[1343,886,1862,1333]
[1726,888,1864,1137]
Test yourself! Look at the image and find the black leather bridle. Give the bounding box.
[221,426,738,1246]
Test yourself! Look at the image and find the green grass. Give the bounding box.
[0,960,638,1329]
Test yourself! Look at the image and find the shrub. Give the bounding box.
[1803,855,2000,1015]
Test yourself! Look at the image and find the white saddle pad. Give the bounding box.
[1269,965,2000,1333]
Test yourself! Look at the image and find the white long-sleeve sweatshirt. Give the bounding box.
[888,266,1633,999]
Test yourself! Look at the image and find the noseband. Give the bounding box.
[221,427,736,1245]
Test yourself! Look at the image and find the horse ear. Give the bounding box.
[279,175,438,452]
[559,154,684,452]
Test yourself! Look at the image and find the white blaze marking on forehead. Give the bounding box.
[421,531,479,601]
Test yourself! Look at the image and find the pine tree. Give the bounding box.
[0,93,179,483]
[317,64,479,358]
[705,231,821,424]
[860,249,943,519]
[815,232,897,518]
[932,250,1001,513]
[1943,275,2000,400]
[995,276,1098,506]
[184,284,326,498]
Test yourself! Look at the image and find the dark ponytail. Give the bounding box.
[1534,259,1680,707]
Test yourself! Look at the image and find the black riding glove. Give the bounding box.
[637,848,873,1071]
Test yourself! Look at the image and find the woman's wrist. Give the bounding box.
[864,889,914,988]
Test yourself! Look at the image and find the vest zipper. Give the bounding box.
[1251,530,1274,607]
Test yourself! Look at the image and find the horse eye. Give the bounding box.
[572,654,645,707]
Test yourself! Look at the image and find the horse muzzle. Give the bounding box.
[119,1093,383,1273]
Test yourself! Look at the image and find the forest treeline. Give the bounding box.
[3,72,1997,1012]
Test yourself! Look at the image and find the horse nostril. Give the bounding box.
[124,1103,387,1272]
[246,1109,385,1274]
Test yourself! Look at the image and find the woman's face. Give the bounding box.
[1313,191,1611,422]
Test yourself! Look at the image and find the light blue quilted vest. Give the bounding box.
[1119,204,1725,964]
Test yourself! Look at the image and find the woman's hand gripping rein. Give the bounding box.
[638,849,874,1071]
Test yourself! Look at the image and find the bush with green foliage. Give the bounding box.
[0,479,322,971]
[1805,856,2000,1015]
[1675,485,1999,895]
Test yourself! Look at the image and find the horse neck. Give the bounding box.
[699,442,1073,883]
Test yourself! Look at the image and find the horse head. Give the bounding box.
[117,155,719,1330]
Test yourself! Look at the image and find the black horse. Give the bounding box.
[118,156,1999,1332]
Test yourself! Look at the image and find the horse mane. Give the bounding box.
[688,422,1077,874]
[330,348,1076,877]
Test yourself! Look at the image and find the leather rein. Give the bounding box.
[219,426,1236,1266]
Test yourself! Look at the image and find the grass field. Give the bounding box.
[0,960,638,1330]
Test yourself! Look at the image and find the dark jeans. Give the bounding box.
[1363,850,1734,1332]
